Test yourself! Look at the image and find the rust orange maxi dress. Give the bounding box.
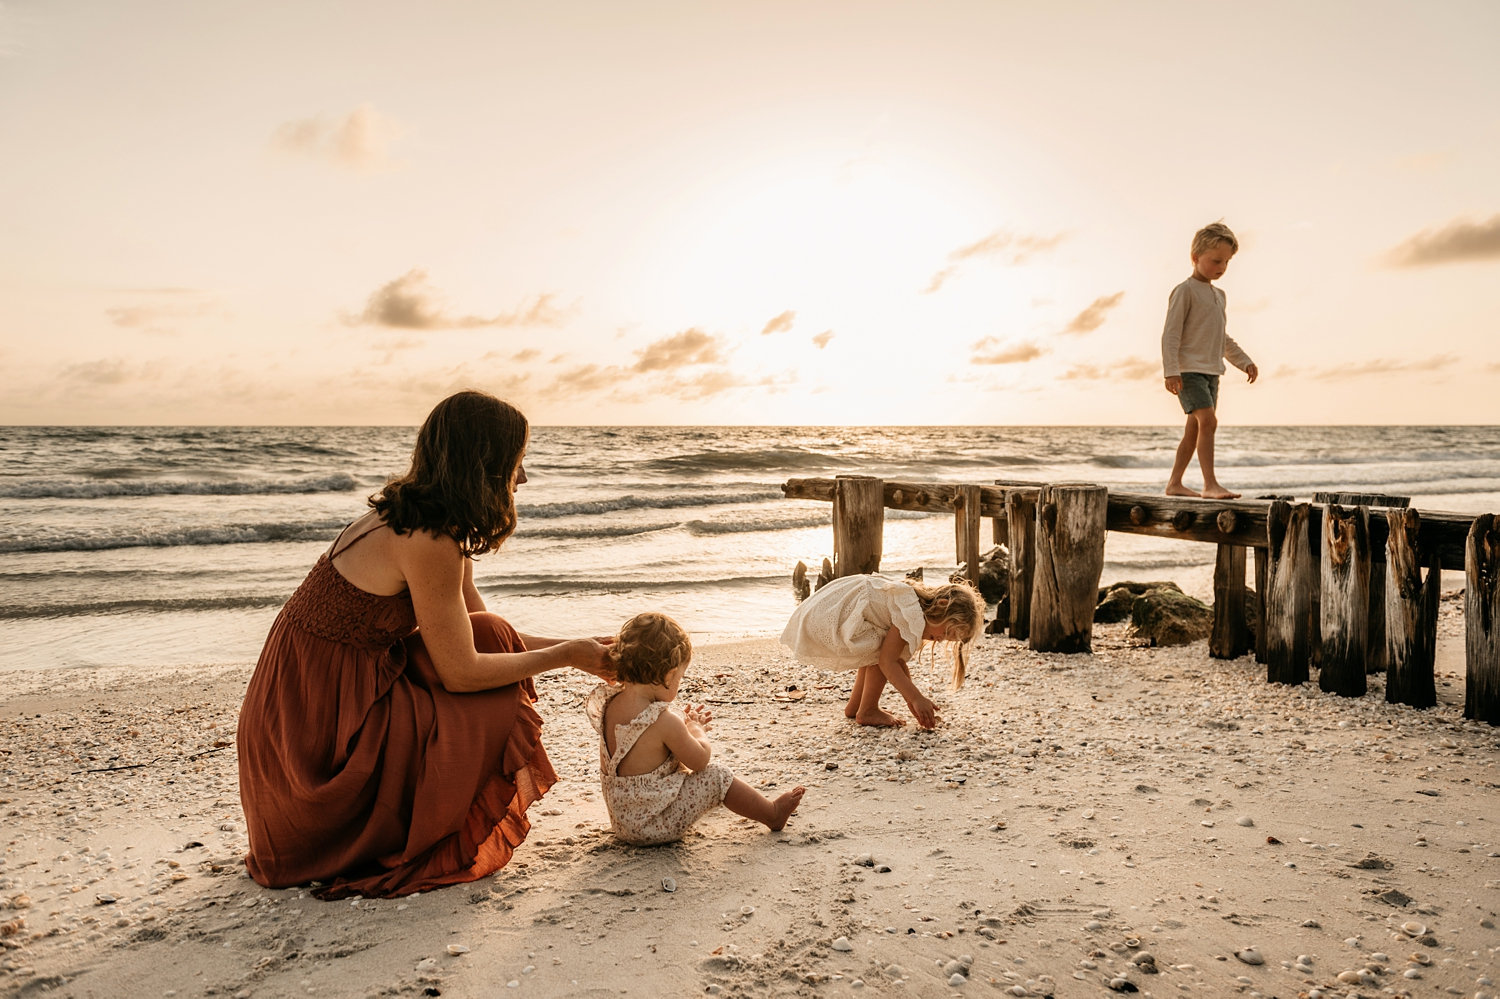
[237,527,556,898]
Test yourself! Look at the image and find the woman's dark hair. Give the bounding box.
[370,390,529,557]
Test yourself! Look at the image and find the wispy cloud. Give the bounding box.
[760,310,796,335]
[1300,354,1459,380]
[811,330,835,349]
[551,364,615,394]
[924,229,1066,293]
[105,288,227,335]
[1059,358,1157,381]
[344,270,570,330]
[511,348,541,363]
[0,3,30,58]
[632,329,725,372]
[1059,292,1125,335]
[59,358,150,386]
[271,103,405,173]
[970,337,1047,365]
[1387,214,1500,267]
[662,369,774,401]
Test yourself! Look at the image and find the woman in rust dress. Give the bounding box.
[237,390,612,898]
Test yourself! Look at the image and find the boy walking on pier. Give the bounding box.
[1161,221,1258,499]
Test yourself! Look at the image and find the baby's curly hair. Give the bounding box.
[610,612,692,686]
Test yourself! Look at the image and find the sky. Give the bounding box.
[1,1,1497,426]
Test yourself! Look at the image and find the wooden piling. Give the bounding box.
[1264,501,1314,686]
[1253,546,1269,664]
[1318,503,1370,698]
[1005,490,1037,641]
[832,475,884,578]
[1384,508,1437,709]
[1210,543,1250,659]
[1029,483,1108,654]
[1465,513,1500,725]
[954,485,982,585]
[1315,491,1410,675]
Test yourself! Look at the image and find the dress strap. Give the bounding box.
[327,519,387,560]
[608,701,670,768]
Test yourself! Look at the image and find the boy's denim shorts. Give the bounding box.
[1177,372,1220,414]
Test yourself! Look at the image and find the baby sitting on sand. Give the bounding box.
[586,612,805,845]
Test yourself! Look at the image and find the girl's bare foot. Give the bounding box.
[1201,486,1241,499]
[768,786,806,831]
[854,708,906,727]
[1164,483,1200,497]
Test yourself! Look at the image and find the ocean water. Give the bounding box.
[2,425,1497,672]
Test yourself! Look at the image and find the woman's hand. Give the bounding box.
[563,638,616,682]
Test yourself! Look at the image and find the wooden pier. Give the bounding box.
[782,475,1499,725]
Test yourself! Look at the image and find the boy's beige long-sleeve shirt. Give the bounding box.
[1160,276,1254,377]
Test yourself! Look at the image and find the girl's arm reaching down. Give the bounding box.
[878,626,939,728]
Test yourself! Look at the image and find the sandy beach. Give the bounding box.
[2,597,1497,999]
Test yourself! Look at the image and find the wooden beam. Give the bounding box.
[781,478,1476,569]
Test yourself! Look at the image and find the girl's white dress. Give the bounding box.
[586,685,734,846]
[779,573,927,670]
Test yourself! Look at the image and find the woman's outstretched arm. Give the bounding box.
[402,530,611,692]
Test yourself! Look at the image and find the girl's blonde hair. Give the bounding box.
[909,580,985,689]
[610,612,692,686]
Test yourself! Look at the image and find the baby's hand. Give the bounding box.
[907,695,941,730]
[681,703,714,732]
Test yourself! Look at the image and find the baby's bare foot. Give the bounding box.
[854,708,906,727]
[1201,486,1241,499]
[768,786,806,831]
[1165,483,1200,497]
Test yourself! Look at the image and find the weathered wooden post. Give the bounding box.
[1384,508,1438,708]
[1029,483,1108,654]
[1265,501,1314,685]
[954,484,982,585]
[1210,509,1250,659]
[1315,491,1410,673]
[832,475,884,578]
[1465,513,1500,725]
[1004,490,1037,640]
[1253,546,1269,664]
[1318,503,1370,697]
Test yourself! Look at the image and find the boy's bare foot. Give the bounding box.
[1164,483,1200,497]
[853,708,906,727]
[1201,486,1241,499]
[768,786,806,831]
[844,703,857,719]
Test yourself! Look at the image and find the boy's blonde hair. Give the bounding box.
[1191,221,1238,258]
[611,612,691,686]
[909,580,985,690]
